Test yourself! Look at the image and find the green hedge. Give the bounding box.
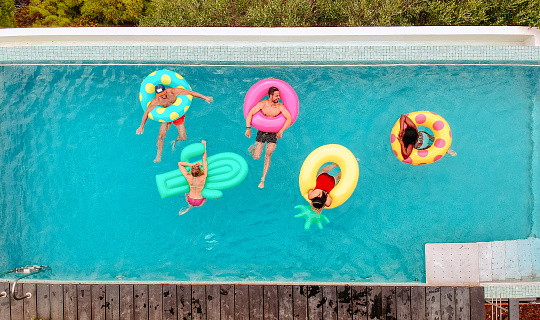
[10,0,540,27]
[0,0,15,27]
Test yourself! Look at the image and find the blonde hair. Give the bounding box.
[191,162,203,177]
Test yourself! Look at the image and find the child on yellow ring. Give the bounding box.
[308,163,341,214]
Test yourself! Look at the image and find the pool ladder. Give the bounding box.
[0,265,51,300]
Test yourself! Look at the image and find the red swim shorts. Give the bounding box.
[168,115,185,126]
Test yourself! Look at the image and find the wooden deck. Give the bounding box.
[0,283,485,320]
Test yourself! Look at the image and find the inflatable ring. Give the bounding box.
[390,111,452,165]
[299,144,359,209]
[155,143,248,200]
[243,79,299,133]
[139,70,193,123]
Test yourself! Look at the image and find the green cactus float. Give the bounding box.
[156,143,248,199]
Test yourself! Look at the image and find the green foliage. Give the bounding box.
[139,0,231,26]
[0,0,16,27]
[241,0,313,27]
[80,0,145,25]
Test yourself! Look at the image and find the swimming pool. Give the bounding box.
[0,63,538,283]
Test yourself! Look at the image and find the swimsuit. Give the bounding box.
[255,130,277,144]
[314,173,335,194]
[167,115,185,126]
[185,176,206,207]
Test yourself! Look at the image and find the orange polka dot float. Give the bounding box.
[139,70,193,123]
[390,111,452,165]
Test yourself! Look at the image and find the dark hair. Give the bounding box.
[402,127,418,146]
[268,86,279,96]
[191,163,203,177]
[311,191,328,209]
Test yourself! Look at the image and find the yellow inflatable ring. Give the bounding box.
[299,144,359,209]
[390,111,452,165]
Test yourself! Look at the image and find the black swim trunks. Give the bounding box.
[255,130,277,144]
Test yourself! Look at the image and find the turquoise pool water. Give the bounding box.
[0,64,538,282]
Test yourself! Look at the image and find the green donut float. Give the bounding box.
[156,143,249,199]
[139,70,193,123]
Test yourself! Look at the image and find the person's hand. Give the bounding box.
[204,96,213,103]
[245,128,251,138]
[201,140,206,146]
[277,131,283,139]
[136,126,144,135]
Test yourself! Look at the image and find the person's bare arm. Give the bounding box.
[325,195,332,208]
[201,140,208,178]
[136,99,159,134]
[169,88,213,103]
[398,138,414,159]
[277,104,292,139]
[178,162,192,181]
[245,102,264,138]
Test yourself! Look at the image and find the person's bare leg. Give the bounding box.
[249,142,265,160]
[318,163,339,175]
[172,123,187,151]
[179,205,193,215]
[258,142,276,189]
[447,149,457,156]
[154,123,170,163]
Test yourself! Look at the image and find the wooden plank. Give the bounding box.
[220,284,234,320]
[120,284,135,320]
[293,285,308,320]
[351,286,367,320]
[23,283,37,320]
[454,287,469,320]
[234,285,249,320]
[206,284,220,320]
[36,283,51,320]
[134,284,149,320]
[162,284,177,320]
[410,287,426,320]
[177,285,191,320]
[508,298,519,320]
[63,284,77,320]
[382,287,396,320]
[322,285,337,320]
[307,285,322,320]
[264,285,278,320]
[0,282,10,320]
[278,285,293,320]
[148,284,163,320]
[92,284,106,320]
[191,285,206,320]
[11,282,24,320]
[77,284,91,320]
[106,284,121,320]
[426,287,441,320]
[395,286,411,320]
[468,287,484,320]
[367,286,382,320]
[50,284,64,320]
[249,285,264,320]
[337,286,352,320]
[440,287,454,320]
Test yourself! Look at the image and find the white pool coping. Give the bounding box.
[1,26,540,46]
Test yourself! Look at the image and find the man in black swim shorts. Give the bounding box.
[245,87,292,189]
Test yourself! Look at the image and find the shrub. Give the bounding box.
[0,0,16,27]
[241,0,313,27]
[80,0,146,25]
[139,0,231,26]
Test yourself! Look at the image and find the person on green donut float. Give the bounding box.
[136,84,213,163]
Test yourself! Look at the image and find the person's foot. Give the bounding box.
[153,155,162,163]
[248,145,256,157]
[258,180,265,189]
[447,149,457,156]
[179,207,190,215]
[171,139,180,151]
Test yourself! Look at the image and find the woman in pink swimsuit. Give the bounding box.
[308,163,341,214]
[178,140,208,215]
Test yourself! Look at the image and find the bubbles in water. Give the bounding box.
[205,233,217,250]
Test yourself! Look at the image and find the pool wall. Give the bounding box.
[1,27,540,64]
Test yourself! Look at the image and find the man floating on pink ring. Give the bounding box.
[244,79,299,188]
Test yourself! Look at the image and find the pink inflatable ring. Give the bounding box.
[243,79,299,133]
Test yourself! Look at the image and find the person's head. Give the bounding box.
[311,191,328,210]
[268,87,280,103]
[155,84,167,98]
[191,162,203,177]
[402,127,418,146]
